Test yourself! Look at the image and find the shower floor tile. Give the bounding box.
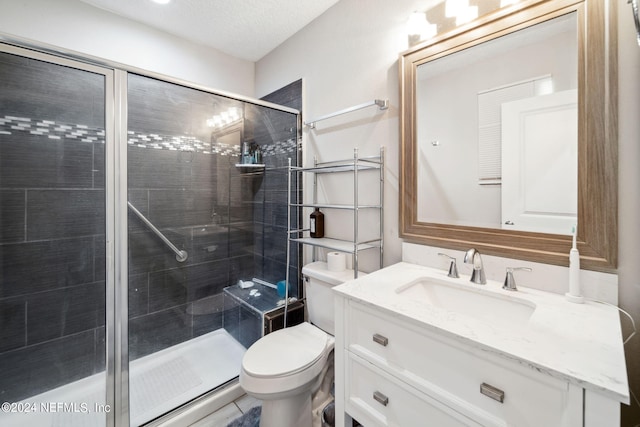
[0,329,246,427]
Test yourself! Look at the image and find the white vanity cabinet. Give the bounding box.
[344,301,582,427]
[336,299,581,427]
[333,263,628,427]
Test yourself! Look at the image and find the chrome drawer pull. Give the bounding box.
[372,333,388,346]
[373,391,389,406]
[480,383,505,403]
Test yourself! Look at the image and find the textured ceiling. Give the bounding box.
[78,0,340,61]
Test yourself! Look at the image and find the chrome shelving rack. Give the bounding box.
[286,147,384,282]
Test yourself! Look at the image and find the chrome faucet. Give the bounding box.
[464,248,486,284]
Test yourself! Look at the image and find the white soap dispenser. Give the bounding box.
[565,225,584,303]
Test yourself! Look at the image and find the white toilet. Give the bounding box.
[240,261,362,427]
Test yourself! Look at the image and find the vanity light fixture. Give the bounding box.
[150,0,171,4]
[413,0,518,44]
[407,11,437,43]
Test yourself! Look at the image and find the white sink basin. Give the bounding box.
[395,277,536,328]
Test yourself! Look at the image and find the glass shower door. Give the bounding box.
[0,46,112,427]
[125,74,247,425]
[124,73,301,425]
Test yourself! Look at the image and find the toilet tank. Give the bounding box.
[302,261,366,335]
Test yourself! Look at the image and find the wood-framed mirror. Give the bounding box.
[399,0,617,272]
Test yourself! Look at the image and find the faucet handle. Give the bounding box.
[438,253,459,278]
[502,267,532,291]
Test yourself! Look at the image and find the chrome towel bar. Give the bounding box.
[304,99,388,129]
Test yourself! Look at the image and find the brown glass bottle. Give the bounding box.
[310,208,325,238]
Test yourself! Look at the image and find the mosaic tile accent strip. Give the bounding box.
[260,138,300,155]
[0,116,104,143]
[1,115,298,157]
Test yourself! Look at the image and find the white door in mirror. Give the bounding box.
[501,89,577,234]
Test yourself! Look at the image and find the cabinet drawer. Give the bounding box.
[346,302,578,427]
[346,352,481,427]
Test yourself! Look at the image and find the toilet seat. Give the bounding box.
[242,322,330,378]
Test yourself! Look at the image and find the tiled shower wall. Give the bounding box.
[126,74,301,354]
[0,52,107,403]
[253,79,302,295]
[0,50,300,403]
[223,80,303,347]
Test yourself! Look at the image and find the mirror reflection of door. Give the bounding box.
[501,90,578,234]
[416,12,577,234]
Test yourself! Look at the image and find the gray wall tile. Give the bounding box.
[0,190,25,243]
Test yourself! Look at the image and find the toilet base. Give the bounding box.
[259,391,312,427]
[311,352,334,427]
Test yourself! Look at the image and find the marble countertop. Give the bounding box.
[333,262,630,403]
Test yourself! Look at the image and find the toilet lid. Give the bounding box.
[242,323,329,378]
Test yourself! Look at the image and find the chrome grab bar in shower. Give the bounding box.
[127,201,188,262]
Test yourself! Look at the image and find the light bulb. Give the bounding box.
[445,0,468,18]
[407,12,437,41]
[500,0,519,7]
[456,5,478,25]
[408,12,427,36]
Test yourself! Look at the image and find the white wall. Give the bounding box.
[256,0,439,272]
[256,0,640,421]
[0,0,255,96]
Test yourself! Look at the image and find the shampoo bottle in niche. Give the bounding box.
[565,225,584,303]
[310,208,324,238]
[241,141,252,164]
